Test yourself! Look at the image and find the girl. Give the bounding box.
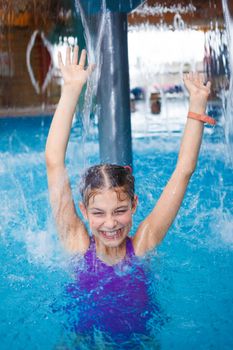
[45,46,215,336]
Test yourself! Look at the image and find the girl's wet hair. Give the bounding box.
[80,164,135,207]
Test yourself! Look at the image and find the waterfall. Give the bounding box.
[221,0,233,165]
[74,0,107,134]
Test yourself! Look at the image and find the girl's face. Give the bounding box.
[79,188,138,248]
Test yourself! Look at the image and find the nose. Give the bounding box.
[104,215,117,230]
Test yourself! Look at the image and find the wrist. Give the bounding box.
[62,83,83,97]
[57,83,83,113]
[188,97,207,115]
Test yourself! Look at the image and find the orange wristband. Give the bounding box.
[188,111,216,125]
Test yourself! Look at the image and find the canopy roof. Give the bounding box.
[0,0,231,30]
[128,0,232,30]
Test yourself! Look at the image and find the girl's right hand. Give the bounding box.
[58,46,94,90]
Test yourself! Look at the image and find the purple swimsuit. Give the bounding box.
[66,236,152,336]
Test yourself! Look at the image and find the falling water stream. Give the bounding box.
[74,0,106,132]
[221,0,233,164]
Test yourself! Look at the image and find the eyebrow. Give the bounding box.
[89,208,104,212]
[114,206,129,210]
[89,205,129,211]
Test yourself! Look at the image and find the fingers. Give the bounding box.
[86,63,96,77]
[60,46,84,65]
[198,73,205,85]
[72,46,79,65]
[63,46,87,68]
[59,46,94,79]
[206,81,211,92]
[196,73,211,89]
[79,49,87,67]
[183,72,210,87]
[58,51,64,69]
[194,72,200,86]
[65,47,71,65]
[183,72,193,81]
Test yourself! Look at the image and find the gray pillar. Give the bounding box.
[97,12,132,166]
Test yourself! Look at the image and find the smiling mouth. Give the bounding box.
[99,228,124,240]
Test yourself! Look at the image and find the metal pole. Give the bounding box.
[97,12,132,166]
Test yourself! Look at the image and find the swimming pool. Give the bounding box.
[0,100,233,349]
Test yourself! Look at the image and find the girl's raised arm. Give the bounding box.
[45,47,93,253]
[133,73,213,255]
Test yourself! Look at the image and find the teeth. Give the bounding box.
[106,231,116,236]
[100,228,123,238]
[104,230,118,236]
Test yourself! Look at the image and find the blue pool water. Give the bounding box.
[0,103,233,349]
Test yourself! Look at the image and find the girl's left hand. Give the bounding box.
[183,72,211,99]
[183,72,211,113]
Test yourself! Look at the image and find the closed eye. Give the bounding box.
[114,209,127,215]
[92,212,104,216]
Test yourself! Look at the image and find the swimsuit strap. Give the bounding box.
[84,236,96,265]
[126,237,135,259]
[84,236,135,265]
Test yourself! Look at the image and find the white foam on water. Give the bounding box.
[210,209,233,248]
[23,226,68,267]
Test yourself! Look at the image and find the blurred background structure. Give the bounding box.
[0,0,232,116]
